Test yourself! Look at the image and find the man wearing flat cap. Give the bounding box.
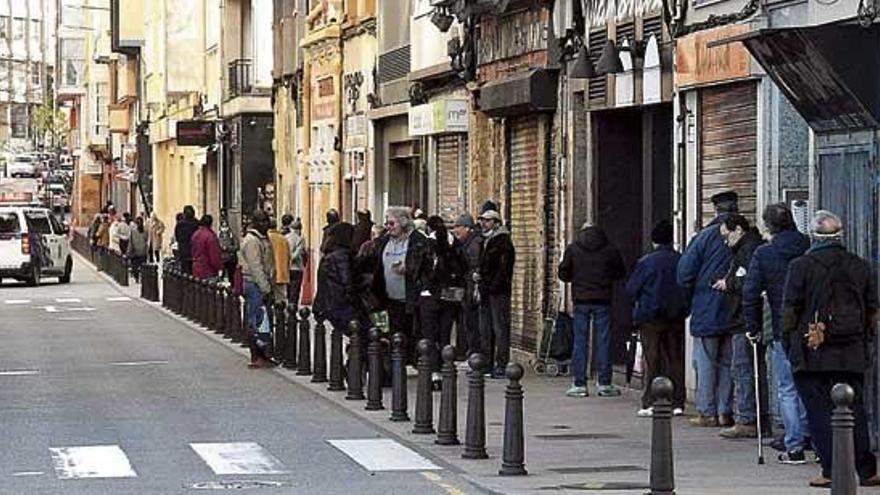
[453,213,482,357]
[677,190,740,427]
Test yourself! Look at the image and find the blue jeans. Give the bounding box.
[692,335,733,417]
[572,304,612,387]
[244,281,271,351]
[732,333,757,424]
[772,341,808,451]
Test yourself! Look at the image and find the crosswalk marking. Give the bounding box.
[106,296,132,302]
[190,442,286,475]
[43,306,96,313]
[49,445,137,479]
[12,471,44,477]
[55,298,81,303]
[0,370,39,376]
[4,299,31,305]
[109,360,169,367]
[328,439,441,472]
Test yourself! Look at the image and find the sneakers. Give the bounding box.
[637,407,654,418]
[673,407,684,416]
[809,476,832,488]
[769,436,787,452]
[718,414,735,427]
[597,384,622,397]
[689,415,719,427]
[566,385,589,398]
[720,423,758,439]
[777,450,806,465]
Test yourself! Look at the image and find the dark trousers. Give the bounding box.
[419,296,458,371]
[130,256,146,283]
[288,269,303,308]
[461,302,481,358]
[181,259,193,275]
[388,300,416,365]
[223,260,236,281]
[480,293,511,371]
[119,239,129,255]
[640,321,686,409]
[794,371,877,479]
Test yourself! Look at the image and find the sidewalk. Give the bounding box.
[82,258,843,495]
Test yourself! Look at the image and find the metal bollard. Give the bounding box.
[274,302,287,356]
[365,328,384,410]
[312,317,328,383]
[214,284,225,334]
[412,339,435,434]
[462,353,489,459]
[282,305,298,369]
[206,280,216,330]
[831,383,857,495]
[229,292,243,344]
[140,264,149,300]
[345,320,365,400]
[436,345,460,445]
[296,308,312,376]
[389,332,410,422]
[327,322,345,391]
[499,362,527,476]
[649,377,675,495]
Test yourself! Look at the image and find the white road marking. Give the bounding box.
[49,445,137,479]
[12,471,44,477]
[328,439,441,472]
[67,307,96,312]
[55,298,81,303]
[5,299,31,305]
[190,442,286,475]
[56,317,93,321]
[105,297,132,302]
[109,360,169,367]
[0,370,39,376]
[43,306,60,313]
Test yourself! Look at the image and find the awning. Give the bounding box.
[734,23,880,133]
[478,69,558,118]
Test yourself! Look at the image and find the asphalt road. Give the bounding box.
[0,260,477,494]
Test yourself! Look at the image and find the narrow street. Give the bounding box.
[0,260,476,495]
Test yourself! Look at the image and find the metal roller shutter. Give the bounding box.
[699,81,758,226]
[507,117,543,351]
[435,134,468,223]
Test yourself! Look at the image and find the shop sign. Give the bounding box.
[176,120,216,146]
[675,24,751,88]
[408,100,469,136]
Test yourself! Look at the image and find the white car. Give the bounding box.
[7,155,38,178]
[0,206,72,285]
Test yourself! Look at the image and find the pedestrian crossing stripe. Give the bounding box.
[328,439,441,472]
[55,298,81,303]
[49,445,137,479]
[4,300,31,305]
[189,442,286,475]
[106,297,132,302]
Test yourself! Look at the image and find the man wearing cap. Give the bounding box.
[453,213,482,357]
[626,220,687,415]
[476,209,515,378]
[783,210,879,488]
[677,190,738,427]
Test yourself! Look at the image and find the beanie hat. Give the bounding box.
[651,220,674,245]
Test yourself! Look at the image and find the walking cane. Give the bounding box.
[747,331,764,465]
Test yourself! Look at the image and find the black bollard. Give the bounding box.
[205,280,216,330]
[389,332,410,422]
[413,339,435,434]
[274,302,287,358]
[215,284,226,334]
[462,353,489,459]
[831,383,857,495]
[296,308,312,376]
[499,362,527,476]
[327,322,345,391]
[181,275,190,318]
[282,305,297,368]
[649,377,675,495]
[365,328,384,410]
[436,345,460,445]
[161,266,169,308]
[312,318,328,383]
[345,321,365,400]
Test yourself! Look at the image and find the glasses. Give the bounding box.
[384,220,397,226]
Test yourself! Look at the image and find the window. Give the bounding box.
[31,62,40,85]
[61,38,85,86]
[10,104,28,138]
[12,18,24,41]
[0,16,8,39]
[0,213,21,235]
[61,6,84,28]
[49,214,64,234]
[24,212,51,235]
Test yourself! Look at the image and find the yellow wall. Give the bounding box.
[274,84,298,221]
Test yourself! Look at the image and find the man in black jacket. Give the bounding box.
[476,210,515,378]
[175,205,199,274]
[783,210,879,488]
[454,213,482,357]
[714,214,764,439]
[558,224,625,397]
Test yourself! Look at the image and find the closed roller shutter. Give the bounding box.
[436,134,468,223]
[507,117,543,351]
[699,81,758,226]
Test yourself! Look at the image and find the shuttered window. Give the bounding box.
[819,148,876,259]
[435,134,468,224]
[507,117,543,351]
[699,81,758,226]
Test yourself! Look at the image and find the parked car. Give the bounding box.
[7,155,38,178]
[0,206,72,286]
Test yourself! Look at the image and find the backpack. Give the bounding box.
[810,256,866,343]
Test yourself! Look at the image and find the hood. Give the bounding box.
[772,229,810,261]
[323,222,354,252]
[733,227,763,253]
[575,226,609,252]
[484,226,510,241]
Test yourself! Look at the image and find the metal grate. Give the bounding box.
[588,27,606,104]
[378,45,411,84]
[643,15,663,41]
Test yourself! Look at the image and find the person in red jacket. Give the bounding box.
[192,214,223,280]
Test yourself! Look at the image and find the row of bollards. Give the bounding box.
[99,250,129,286]
[139,264,160,301]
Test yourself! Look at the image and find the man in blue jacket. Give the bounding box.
[677,191,737,427]
[626,220,687,417]
[743,204,810,464]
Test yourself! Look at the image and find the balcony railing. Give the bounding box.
[227,59,253,99]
